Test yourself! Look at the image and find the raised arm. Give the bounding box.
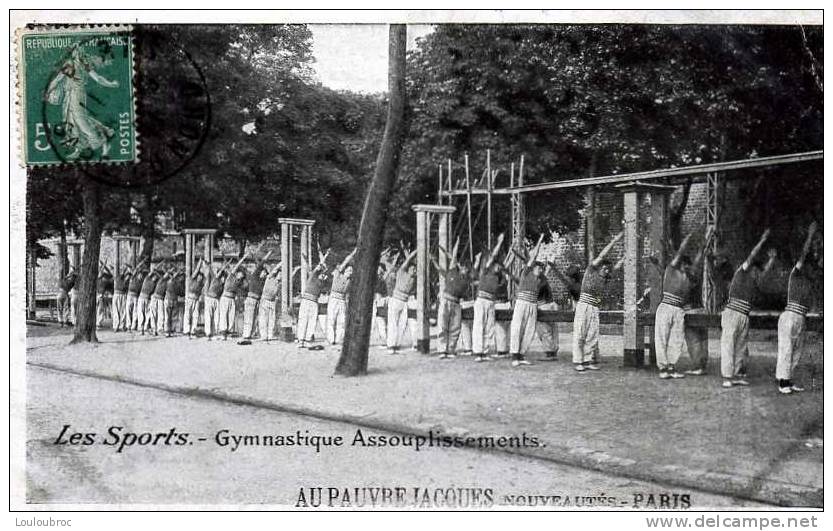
[549,262,581,293]
[741,228,771,271]
[337,248,357,273]
[431,257,448,277]
[761,248,777,277]
[256,249,274,268]
[473,252,482,274]
[796,222,818,270]
[485,233,505,269]
[691,226,715,271]
[191,258,205,279]
[591,231,623,268]
[670,231,696,268]
[88,69,119,88]
[232,250,252,273]
[398,250,417,273]
[526,234,545,268]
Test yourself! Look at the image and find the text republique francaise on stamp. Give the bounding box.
[18,26,137,166]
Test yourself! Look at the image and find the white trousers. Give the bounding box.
[472,298,495,355]
[437,298,463,354]
[243,296,259,339]
[134,295,150,331]
[258,299,277,341]
[373,295,387,343]
[326,297,347,344]
[183,295,200,335]
[386,297,410,349]
[111,293,126,330]
[572,301,599,364]
[297,298,319,342]
[776,311,806,381]
[204,296,220,337]
[654,302,686,370]
[218,295,236,334]
[720,308,749,378]
[124,293,137,329]
[510,299,537,355]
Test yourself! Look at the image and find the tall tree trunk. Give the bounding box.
[71,175,103,344]
[336,25,407,377]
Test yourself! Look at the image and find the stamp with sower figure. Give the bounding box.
[18,26,137,165]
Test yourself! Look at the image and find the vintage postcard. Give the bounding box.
[8,8,826,526]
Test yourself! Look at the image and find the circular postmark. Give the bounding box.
[38,27,211,188]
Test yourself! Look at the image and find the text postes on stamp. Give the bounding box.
[19,26,137,166]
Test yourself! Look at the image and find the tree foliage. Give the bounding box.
[394,24,823,249]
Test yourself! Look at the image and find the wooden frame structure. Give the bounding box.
[434,149,823,366]
[412,205,455,353]
[112,235,141,276]
[278,218,315,341]
[182,229,216,295]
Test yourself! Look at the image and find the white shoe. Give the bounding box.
[574,364,586,372]
[659,371,670,379]
[732,378,750,386]
[669,371,686,379]
[512,359,532,367]
[790,385,805,393]
[779,387,793,394]
[722,380,734,388]
[586,364,601,371]
[685,368,706,376]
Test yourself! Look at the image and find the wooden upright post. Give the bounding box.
[184,234,194,294]
[300,227,309,293]
[647,187,675,367]
[465,154,474,264]
[181,229,216,296]
[619,183,643,368]
[412,205,455,354]
[114,239,122,276]
[617,182,675,368]
[278,218,315,341]
[586,186,597,260]
[280,223,291,327]
[486,149,493,251]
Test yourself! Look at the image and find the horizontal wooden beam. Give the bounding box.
[439,150,823,196]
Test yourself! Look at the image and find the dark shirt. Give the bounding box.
[248,273,266,298]
[662,264,692,301]
[166,276,183,299]
[128,272,144,295]
[304,274,324,299]
[478,271,501,296]
[787,266,813,309]
[188,277,205,297]
[445,270,470,300]
[114,274,128,293]
[223,273,244,298]
[728,266,756,303]
[580,264,605,298]
[207,277,225,298]
[153,277,168,297]
[140,275,157,297]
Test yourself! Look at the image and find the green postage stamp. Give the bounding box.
[17,26,137,165]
